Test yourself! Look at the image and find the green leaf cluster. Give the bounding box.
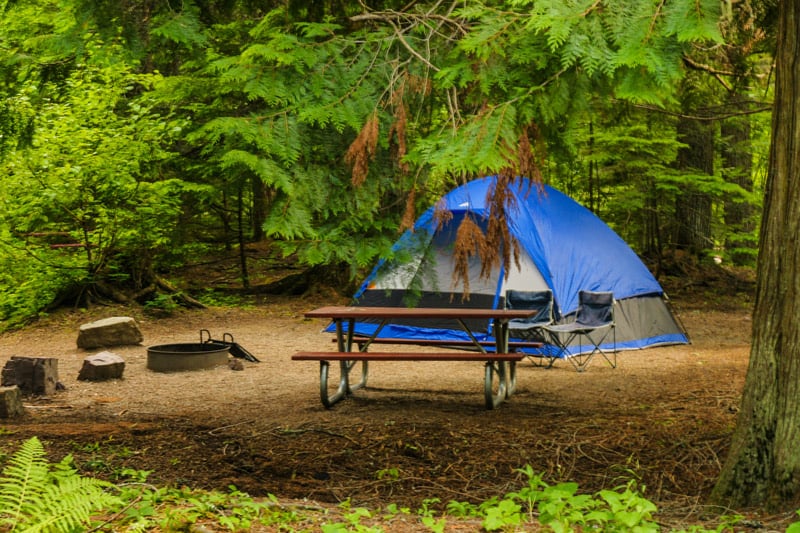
[0,437,120,531]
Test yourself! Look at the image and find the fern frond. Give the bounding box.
[0,437,120,532]
[0,436,50,529]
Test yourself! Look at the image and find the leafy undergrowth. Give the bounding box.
[2,438,798,532]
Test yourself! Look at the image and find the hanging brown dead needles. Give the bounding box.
[399,186,417,232]
[433,198,453,230]
[484,173,521,279]
[389,88,409,174]
[516,127,544,185]
[451,216,487,298]
[447,175,523,300]
[345,112,380,186]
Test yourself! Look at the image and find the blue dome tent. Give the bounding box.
[334,176,689,356]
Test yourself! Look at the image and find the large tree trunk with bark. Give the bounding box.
[711,0,800,510]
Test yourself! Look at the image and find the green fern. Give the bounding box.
[0,437,120,532]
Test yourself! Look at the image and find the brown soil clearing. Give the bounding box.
[0,283,782,529]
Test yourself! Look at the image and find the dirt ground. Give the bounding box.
[0,275,790,530]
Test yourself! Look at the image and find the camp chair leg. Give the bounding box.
[600,328,617,368]
[484,361,508,410]
[526,353,558,368]
[566,347,595,373]
[602,351,617,368]
[542,330,578,369]
[565,328,615,372]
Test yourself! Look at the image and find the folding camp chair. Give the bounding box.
[505,289,555,367]
[542,290,616,372]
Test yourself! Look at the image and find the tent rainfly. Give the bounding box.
[336,176,689,356]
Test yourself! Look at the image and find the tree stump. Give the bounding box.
[1,357,59,396]
[0,386,24,418]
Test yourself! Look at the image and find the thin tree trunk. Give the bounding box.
[674,115,714,256]
[643,179,662,273]
[252,175,267,242]
[712,0,800,510]
[237,184,250,290]
[721,100,755,265]
[587,119,597,212]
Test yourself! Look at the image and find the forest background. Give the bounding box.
[0,0,771,330]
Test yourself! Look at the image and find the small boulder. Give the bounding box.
[0,386,24,418]
[77,317,143,349]
[78,352,126,381]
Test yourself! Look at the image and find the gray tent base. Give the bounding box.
[511,295,690,362]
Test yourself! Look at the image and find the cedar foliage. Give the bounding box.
[0,0,770,327]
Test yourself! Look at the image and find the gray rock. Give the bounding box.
[78,351,126,381]
[77,317,143,349]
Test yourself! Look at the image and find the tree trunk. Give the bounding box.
[711,0,800,510]
[643,178,662,271]
[674,115,714,256]
[237,184,250,290]
[252,175,267,242]
[721,98,755,265]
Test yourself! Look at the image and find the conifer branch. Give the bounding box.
[682,54,737,77]
[385,17,441,72]
[645,0,667,44]
[629,101,772,121]
[682,55,736,91]
[580,0,603,18]
[350,6,469,37]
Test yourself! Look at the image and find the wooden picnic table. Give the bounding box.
[293,306,541,409]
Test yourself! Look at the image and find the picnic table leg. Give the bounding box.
[319,361,348,408]
[318,320,354,408]
[506,361,517,396]
[494,319,517,399]
[484,360,508,409]
[340,317,369,391]
[318,360,368,408]
[348,360,368,391]
[317,319,370,408]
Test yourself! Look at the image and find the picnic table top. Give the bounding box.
[304,306,537,320]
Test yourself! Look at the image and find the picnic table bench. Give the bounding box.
[343,335,543,352]
[293,306,541,409]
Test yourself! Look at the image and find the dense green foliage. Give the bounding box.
[0,0,771,329]
[2,437,794,531]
